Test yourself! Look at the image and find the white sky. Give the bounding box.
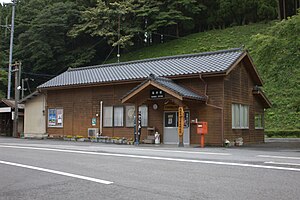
[0,0,12,5]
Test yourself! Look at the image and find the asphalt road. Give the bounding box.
[0,138,299,200]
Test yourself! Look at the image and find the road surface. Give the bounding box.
[0,138,299,200]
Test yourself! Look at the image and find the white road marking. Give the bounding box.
[0,143,231,156]
[0,145,300,172]
[127,148,231,156]
[0,160,113,185]
[258,155,300,160]
[264,161,300,166]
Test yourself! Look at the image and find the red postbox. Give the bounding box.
[191,120,208,148]
[197,122,208,135]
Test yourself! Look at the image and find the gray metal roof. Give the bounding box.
[152,75,205,100]
[121,74,206,102]
[38,48,244,89]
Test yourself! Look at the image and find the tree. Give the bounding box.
[249,11,300,129]
[15,1,95,81]
[70,0,141,48]
[218,0,277,26]
[136,0,205,37]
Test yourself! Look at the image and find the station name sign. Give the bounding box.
[150,90,165,99]
[0,107,11,113]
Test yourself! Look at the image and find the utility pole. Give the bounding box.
[117,14,120,63]
[7,0,16,100]
[12,61,21,138]
[21,78,27,99]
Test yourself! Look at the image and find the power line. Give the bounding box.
[102,45,116,65]
[22,72,55,77]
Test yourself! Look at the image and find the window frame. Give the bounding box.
[255,113,264,129]
[125,105,135,127]
[138,105,148,127]
[232,104,249,129]
[48,108,63,128]
[103,106,113,127]
[113,106,124,127]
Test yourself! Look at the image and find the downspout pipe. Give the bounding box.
[199,74,224,146]
[100,101,103,136]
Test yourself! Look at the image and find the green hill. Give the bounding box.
[115,22,274,62]
[113,19,299,132]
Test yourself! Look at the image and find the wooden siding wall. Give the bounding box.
[177,78,224,146]
[47,83,149,140]
[224,61,264,144]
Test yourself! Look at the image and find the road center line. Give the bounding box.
[264,161,300,166]
[1,145,300,172]
[127,148,231,156]
[0,160,113,185]
[257,155,300,160]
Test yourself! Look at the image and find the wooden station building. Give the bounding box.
[38,48,271,146]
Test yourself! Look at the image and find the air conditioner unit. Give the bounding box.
[88,128,99,138]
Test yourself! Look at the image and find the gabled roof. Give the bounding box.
[38,48,246,89]
[122,74,206,103]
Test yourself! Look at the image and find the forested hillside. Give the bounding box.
[0,0,299,131]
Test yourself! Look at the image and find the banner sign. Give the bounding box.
[137,112,142,135]
[178,107,184,136]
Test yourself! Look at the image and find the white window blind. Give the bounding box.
[103,106,113,127]
[114,106,124,127]
[232,104,249,129]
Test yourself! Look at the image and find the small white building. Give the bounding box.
[20,91,47,139]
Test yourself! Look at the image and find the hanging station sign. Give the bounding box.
[0,107,11,113]
[150,90,165,99]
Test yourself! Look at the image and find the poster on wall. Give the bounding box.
[48,109,56,126]
[56,109,63,126]
[92,118,96,126]
[48,108,63,127]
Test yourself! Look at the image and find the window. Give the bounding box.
[232,104,249,129]
[114,106,124,127]
[165,112,177,127]
[255,114,264,129]
[103,106,113,127]
[139,105,148,127]
[126,105,135,127]
[48,108,63,127]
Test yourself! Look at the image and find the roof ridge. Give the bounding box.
[68,47,243,72]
